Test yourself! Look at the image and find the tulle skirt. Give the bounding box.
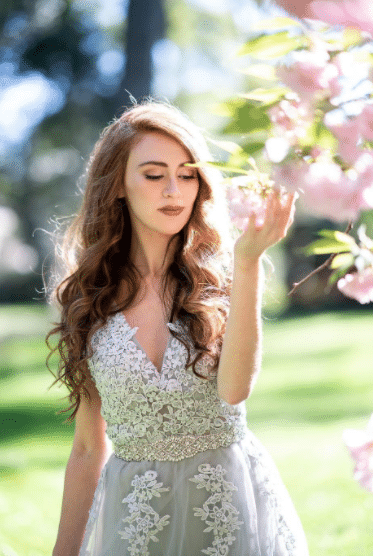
[79,430,309,556]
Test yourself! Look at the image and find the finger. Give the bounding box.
[279,192,296,224]
[281,200,296,236]
[244,211,257,233]
[265,190,278,221]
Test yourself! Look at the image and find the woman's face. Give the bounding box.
[122,132,200,238]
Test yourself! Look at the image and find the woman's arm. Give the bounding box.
[52,378,112,556]
[217,191,295,405]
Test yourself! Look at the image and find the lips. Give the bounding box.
[158,207,184,215]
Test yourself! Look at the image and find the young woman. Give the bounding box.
[48,100,309,555]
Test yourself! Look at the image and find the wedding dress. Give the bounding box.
[78,311,309,556]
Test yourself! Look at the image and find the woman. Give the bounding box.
[48,100,309,555]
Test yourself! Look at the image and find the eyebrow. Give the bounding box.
[138,161,195,168]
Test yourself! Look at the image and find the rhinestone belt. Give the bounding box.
[114,427,247,462]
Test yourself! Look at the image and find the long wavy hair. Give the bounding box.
[45,99,235,422]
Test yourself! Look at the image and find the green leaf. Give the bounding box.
[302,238,354,256]
[328,264,353,286]
[330,253,355,269]
[209,98,246,117]
[187,161,250,174]
[227,144,265,169]
[240,87,290,104]
[250,17,303,32]
[317,229,357,247]
[222,103,271,135]
[239,64,278,81]
[237,31,308,60]
[242,141,266,155]
[297,120,338,151]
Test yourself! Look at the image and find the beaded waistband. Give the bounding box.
[114,427,247,462]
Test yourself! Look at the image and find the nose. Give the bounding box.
[163,176,181,197]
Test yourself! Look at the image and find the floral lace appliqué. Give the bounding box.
[118,470,171,555]
[189,463,243,556]
[87,312,248,461]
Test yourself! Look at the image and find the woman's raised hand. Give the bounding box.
[233,190,296,269]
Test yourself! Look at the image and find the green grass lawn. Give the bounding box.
[1,304,373,556]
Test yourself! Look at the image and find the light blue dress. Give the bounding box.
[78,312,309,556]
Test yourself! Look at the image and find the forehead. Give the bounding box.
[128,132,192,165]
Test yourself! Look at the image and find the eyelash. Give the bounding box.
[145,175,197,181]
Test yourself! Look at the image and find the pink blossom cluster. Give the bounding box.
[275,0,373,35]
[267,38,373,223]
[227,3,373,309]
[326,104,373,165]
[272,155,373,222]
[226,177,268,231]
[268,98,312,144]
[277,48,341,103]
[311,1,373,35]
[343,414,373,492]
[337,267,373,304]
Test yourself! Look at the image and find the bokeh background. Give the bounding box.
[1,1,373,555]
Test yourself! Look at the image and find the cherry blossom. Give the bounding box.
[268,98,313,144]
[358,104,373,141]
[324,105,373,165]
[302,161,370,221]
[275,0,373,35]
[273,157,373,222]
[226,177,268,231]
[277,49,339,102]
[271,160,309,193]
[337,267,373,303]
[326,118,363,165]
[310,1,373,35]
[343,414,373,492]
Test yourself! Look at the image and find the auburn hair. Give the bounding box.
[45,99,235,421]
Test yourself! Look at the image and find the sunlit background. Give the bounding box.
[2,1,373,555]
[0,0,291,306]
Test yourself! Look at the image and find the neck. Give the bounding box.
[129,228,180,283]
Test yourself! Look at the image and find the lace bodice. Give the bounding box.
[87,312,248,461]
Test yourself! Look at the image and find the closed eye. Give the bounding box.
[145,175,163,180]
[145,174,197,181]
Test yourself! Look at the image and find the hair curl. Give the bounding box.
[45,99,235,422]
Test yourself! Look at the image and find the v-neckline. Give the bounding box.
[117,311,175,375]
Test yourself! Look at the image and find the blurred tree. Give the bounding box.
[121,0,165,103]
[0,0,165,302]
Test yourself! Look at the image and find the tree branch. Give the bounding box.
[288,221,354,296]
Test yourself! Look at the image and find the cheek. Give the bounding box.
[186,180,199,201]
[190,181,200,204]
[127,179,155,206]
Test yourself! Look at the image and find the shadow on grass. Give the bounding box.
[248,378,373,425]
[1,404,74,445]
[1,363,53,381]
